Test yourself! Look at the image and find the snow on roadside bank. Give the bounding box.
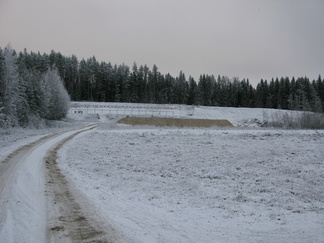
[0,117,96,162]
[58,124,324,243]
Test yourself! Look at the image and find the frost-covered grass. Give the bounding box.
[1,104,323,242]
[59,123,324,243]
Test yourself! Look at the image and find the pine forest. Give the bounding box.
[0,45,323,128]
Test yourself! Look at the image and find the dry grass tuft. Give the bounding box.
[117,117,233,127]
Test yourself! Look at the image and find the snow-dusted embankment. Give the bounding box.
[59,124,324,243]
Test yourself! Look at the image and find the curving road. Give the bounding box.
[0,124,114,243]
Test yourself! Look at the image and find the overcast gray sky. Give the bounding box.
[1,0,323,85]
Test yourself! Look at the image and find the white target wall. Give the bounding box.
[70,102,194,117]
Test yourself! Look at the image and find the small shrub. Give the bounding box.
[299,112,324,129]
[263,110,324,129]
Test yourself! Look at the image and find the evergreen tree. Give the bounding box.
[230,77,241,107]
[198,74,213,106]
[155,73,167,104]
[87,56,99,101]
[126,62,140,103]
[136,65,146,102]
[164,73,175,104]
[239,79,254,107]
[15,69,31,126]
[218,76,231,107]
[173,71,188,104]
[140,65,150,103]
[255,79,270,108]
[0,47,4,116]
[64,55,79,100]
[79,59,89,101]
[116,63,130,102]
[24,69,46,121]
[42,68,70,120]
[314,75,324,110]
[147,65,159,103]
[187,76,198,105]
[0,45,20,127]
[280,77,290,109]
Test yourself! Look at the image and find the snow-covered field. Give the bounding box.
[60,105,323,243]
[1,104,324,242]
[59,126,324,242]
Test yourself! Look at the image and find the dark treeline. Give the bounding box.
[3,47,324,114]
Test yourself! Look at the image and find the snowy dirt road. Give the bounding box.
[0,124,115,243]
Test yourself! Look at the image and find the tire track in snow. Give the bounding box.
[45,124,116,243]
[0,130,70,242]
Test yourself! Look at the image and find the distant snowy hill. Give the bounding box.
[69,101,302,127]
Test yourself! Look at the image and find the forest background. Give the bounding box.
[0,45,323,128]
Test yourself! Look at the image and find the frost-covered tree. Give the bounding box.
[42,68,70,120]
[20,69,47,126]
[0,45,20,127]
[0,47,4,115]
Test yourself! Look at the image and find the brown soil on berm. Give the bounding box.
[117,117,233,128]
